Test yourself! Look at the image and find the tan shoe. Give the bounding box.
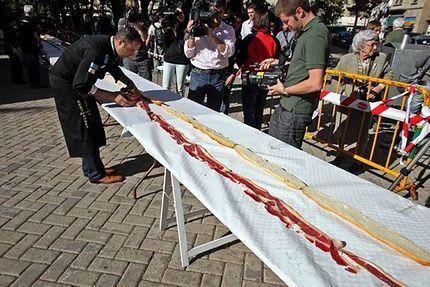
[91,174,125,184]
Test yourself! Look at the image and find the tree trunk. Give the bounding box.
[352,8,359,37]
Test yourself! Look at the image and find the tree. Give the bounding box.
[312,0,345,25]
[347,0,383,33]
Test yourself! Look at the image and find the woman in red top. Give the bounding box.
[237,9,280,130]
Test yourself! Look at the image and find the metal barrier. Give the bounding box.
[309,69,430,199]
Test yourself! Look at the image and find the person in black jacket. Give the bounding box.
[49,27,142,184]
[17,4,42,87]
[161,7,190,97]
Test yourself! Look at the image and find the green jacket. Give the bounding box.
[335,52,393,98]
[384,29,408,44]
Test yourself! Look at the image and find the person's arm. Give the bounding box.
[72,48,102,97]
[207,28,226,54]
[369,57,393,100]
[208,24,236,58]
[269,32,328,96]
[268,69,325,96]
[93,89,138,107]
[184,20,196,58]
[109,65,135,88]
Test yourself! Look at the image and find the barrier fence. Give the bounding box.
[308,69,430,199]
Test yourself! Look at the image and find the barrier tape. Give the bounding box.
[320,87,430,159]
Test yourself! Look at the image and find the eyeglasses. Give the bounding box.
[363,41,379,48]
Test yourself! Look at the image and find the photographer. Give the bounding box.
[237,9,280,130]
[184,0,236,111]
[161,5,190,97]
[120,7,152,81]
[263,0,329,149]
[147,12,164,72]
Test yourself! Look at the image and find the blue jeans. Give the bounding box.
[241,84,268,130]
[123,58,152,81]
[188,69,226,111]
[82,146,105,182]
[162,62,189,97]
[269,105,312,149]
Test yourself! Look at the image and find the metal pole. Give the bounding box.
[388,137,430,191]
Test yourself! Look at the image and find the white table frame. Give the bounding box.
[159,167,238,267]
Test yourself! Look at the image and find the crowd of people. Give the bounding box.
[6,0,428,183]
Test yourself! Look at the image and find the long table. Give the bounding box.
[98,68,430,287]
[45,40,430,286]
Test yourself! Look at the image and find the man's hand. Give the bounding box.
[367,88,379,101]
[225,74,235,85]
[259,58,279,70]
[267,79,286,96]
[115,92,139,107]
[186,20,194,32]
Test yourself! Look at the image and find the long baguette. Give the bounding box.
[161,104,430,266]
[163,105,236,148]
[303,186,430,266]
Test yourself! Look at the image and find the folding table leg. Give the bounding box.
[159,168,171,231]
[170,172,191,267]
[159,169,238,267]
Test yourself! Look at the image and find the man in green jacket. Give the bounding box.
[262,0,330,149]
[384,18,410,44]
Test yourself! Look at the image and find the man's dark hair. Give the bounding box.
[115,26,142,43]
[274,0,311,17]
[246,1,257,10]
[252,9,271,34]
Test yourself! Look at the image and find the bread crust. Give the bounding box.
[161,105,430,266]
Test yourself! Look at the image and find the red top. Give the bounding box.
[238,29,280,72]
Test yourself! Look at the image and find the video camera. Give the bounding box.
[241,64,286,87]
[190,0,219,37]
[161,7,180,29]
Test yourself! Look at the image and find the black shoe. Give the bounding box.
[330,157,344,166]
[347,163,363,175]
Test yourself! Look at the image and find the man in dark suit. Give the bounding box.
[50,27,142,184]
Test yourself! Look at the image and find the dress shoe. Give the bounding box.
[90,174,125,184]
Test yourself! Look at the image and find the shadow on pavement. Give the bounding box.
[0,57,52,105]
[110,153,159,177]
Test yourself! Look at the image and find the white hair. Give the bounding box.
[351,30,379,53]
[23,4,34,15]
[393,18,405,29]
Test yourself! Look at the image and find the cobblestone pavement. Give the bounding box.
[1,60,429,287]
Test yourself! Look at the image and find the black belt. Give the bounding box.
[193,67,228,74]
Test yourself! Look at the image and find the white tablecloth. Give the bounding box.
[99,68,430,287]
[47,41,430,286]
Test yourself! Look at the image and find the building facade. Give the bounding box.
[389,0,430,34]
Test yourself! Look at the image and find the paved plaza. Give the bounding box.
[1,59,429,287]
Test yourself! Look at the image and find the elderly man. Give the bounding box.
[50,27,142,184]
[184,0,236,111]
[385,18,410,44]
[262,0,330,149]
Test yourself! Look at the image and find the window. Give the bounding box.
[411,0,419,5]
[393,0,403,5]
